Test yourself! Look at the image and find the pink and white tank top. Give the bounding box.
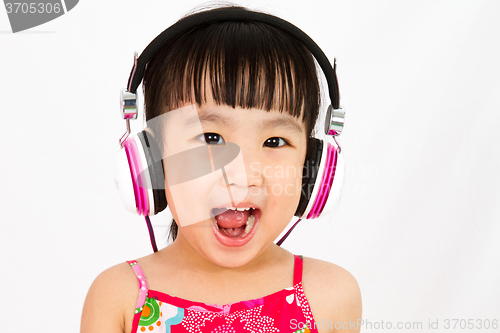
[127,255,318,333]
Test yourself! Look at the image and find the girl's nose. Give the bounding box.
[221,145,264,190]
[246,160,264,188]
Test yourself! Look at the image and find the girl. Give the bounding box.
[81,5,361,333]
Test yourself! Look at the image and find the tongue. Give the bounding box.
[214,209,251,229]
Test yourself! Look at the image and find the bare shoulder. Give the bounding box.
[302,257,361,300]
[302,257,362,333]
[80,262,139,333]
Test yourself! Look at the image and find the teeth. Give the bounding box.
[225,207,252,211]
[211,216,220,230]
[242,214,255,237]
[247,214,255,226]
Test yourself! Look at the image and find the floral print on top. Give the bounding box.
[127,255,318,333]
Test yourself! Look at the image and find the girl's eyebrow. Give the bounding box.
[184,110,231,128]
[184,109,303,134]
[259,116,303,135]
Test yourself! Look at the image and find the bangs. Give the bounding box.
[143,18,320,137]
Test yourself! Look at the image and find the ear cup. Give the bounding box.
[113,132,167,216]
[295,138,323,217]
[305,139,338,218]
[295,137,343,219]
[114,143,139,214]
[317,138,344,217]
[136,130,167,215]
[121,136,150,215]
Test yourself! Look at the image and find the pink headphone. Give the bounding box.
[113,9,346,251]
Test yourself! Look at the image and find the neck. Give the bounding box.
[163,230,285,277]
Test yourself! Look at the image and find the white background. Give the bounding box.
[1,1,499,332]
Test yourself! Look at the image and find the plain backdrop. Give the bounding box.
[1,1,499,332]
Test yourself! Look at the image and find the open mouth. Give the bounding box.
[210,206,260,246]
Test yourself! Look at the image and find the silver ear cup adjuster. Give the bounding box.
[120,89,138,120]
[119,89,138,146]
[324,105,345,136]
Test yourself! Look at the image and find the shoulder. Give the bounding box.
[301,257,361,300]
[81,262,139,333]
[301,257,362,333]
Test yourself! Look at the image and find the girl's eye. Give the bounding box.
[264,137,289,148]
[198,133,225,145]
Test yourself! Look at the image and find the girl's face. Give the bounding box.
[161,97,308,268]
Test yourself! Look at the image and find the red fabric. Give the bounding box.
[129,255,318,333]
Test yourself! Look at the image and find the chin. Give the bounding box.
[204,246,263,268]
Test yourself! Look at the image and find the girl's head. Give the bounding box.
[142,5,323,266]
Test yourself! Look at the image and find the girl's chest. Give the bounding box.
[126,287,322,333]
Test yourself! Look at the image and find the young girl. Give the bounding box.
[81,5,361,333]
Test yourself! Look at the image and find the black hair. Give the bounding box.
[142,5,321,242]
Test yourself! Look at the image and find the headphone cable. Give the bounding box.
[145,215,158,252]
[276,218,302,246]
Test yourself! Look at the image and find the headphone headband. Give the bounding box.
[126,8,340,109]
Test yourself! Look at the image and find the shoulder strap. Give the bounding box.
[293,255,304,285]
[126,260,149,311]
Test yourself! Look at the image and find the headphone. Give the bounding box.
[114,8,346,250]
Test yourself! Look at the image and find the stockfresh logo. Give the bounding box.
[3,0,78,33]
